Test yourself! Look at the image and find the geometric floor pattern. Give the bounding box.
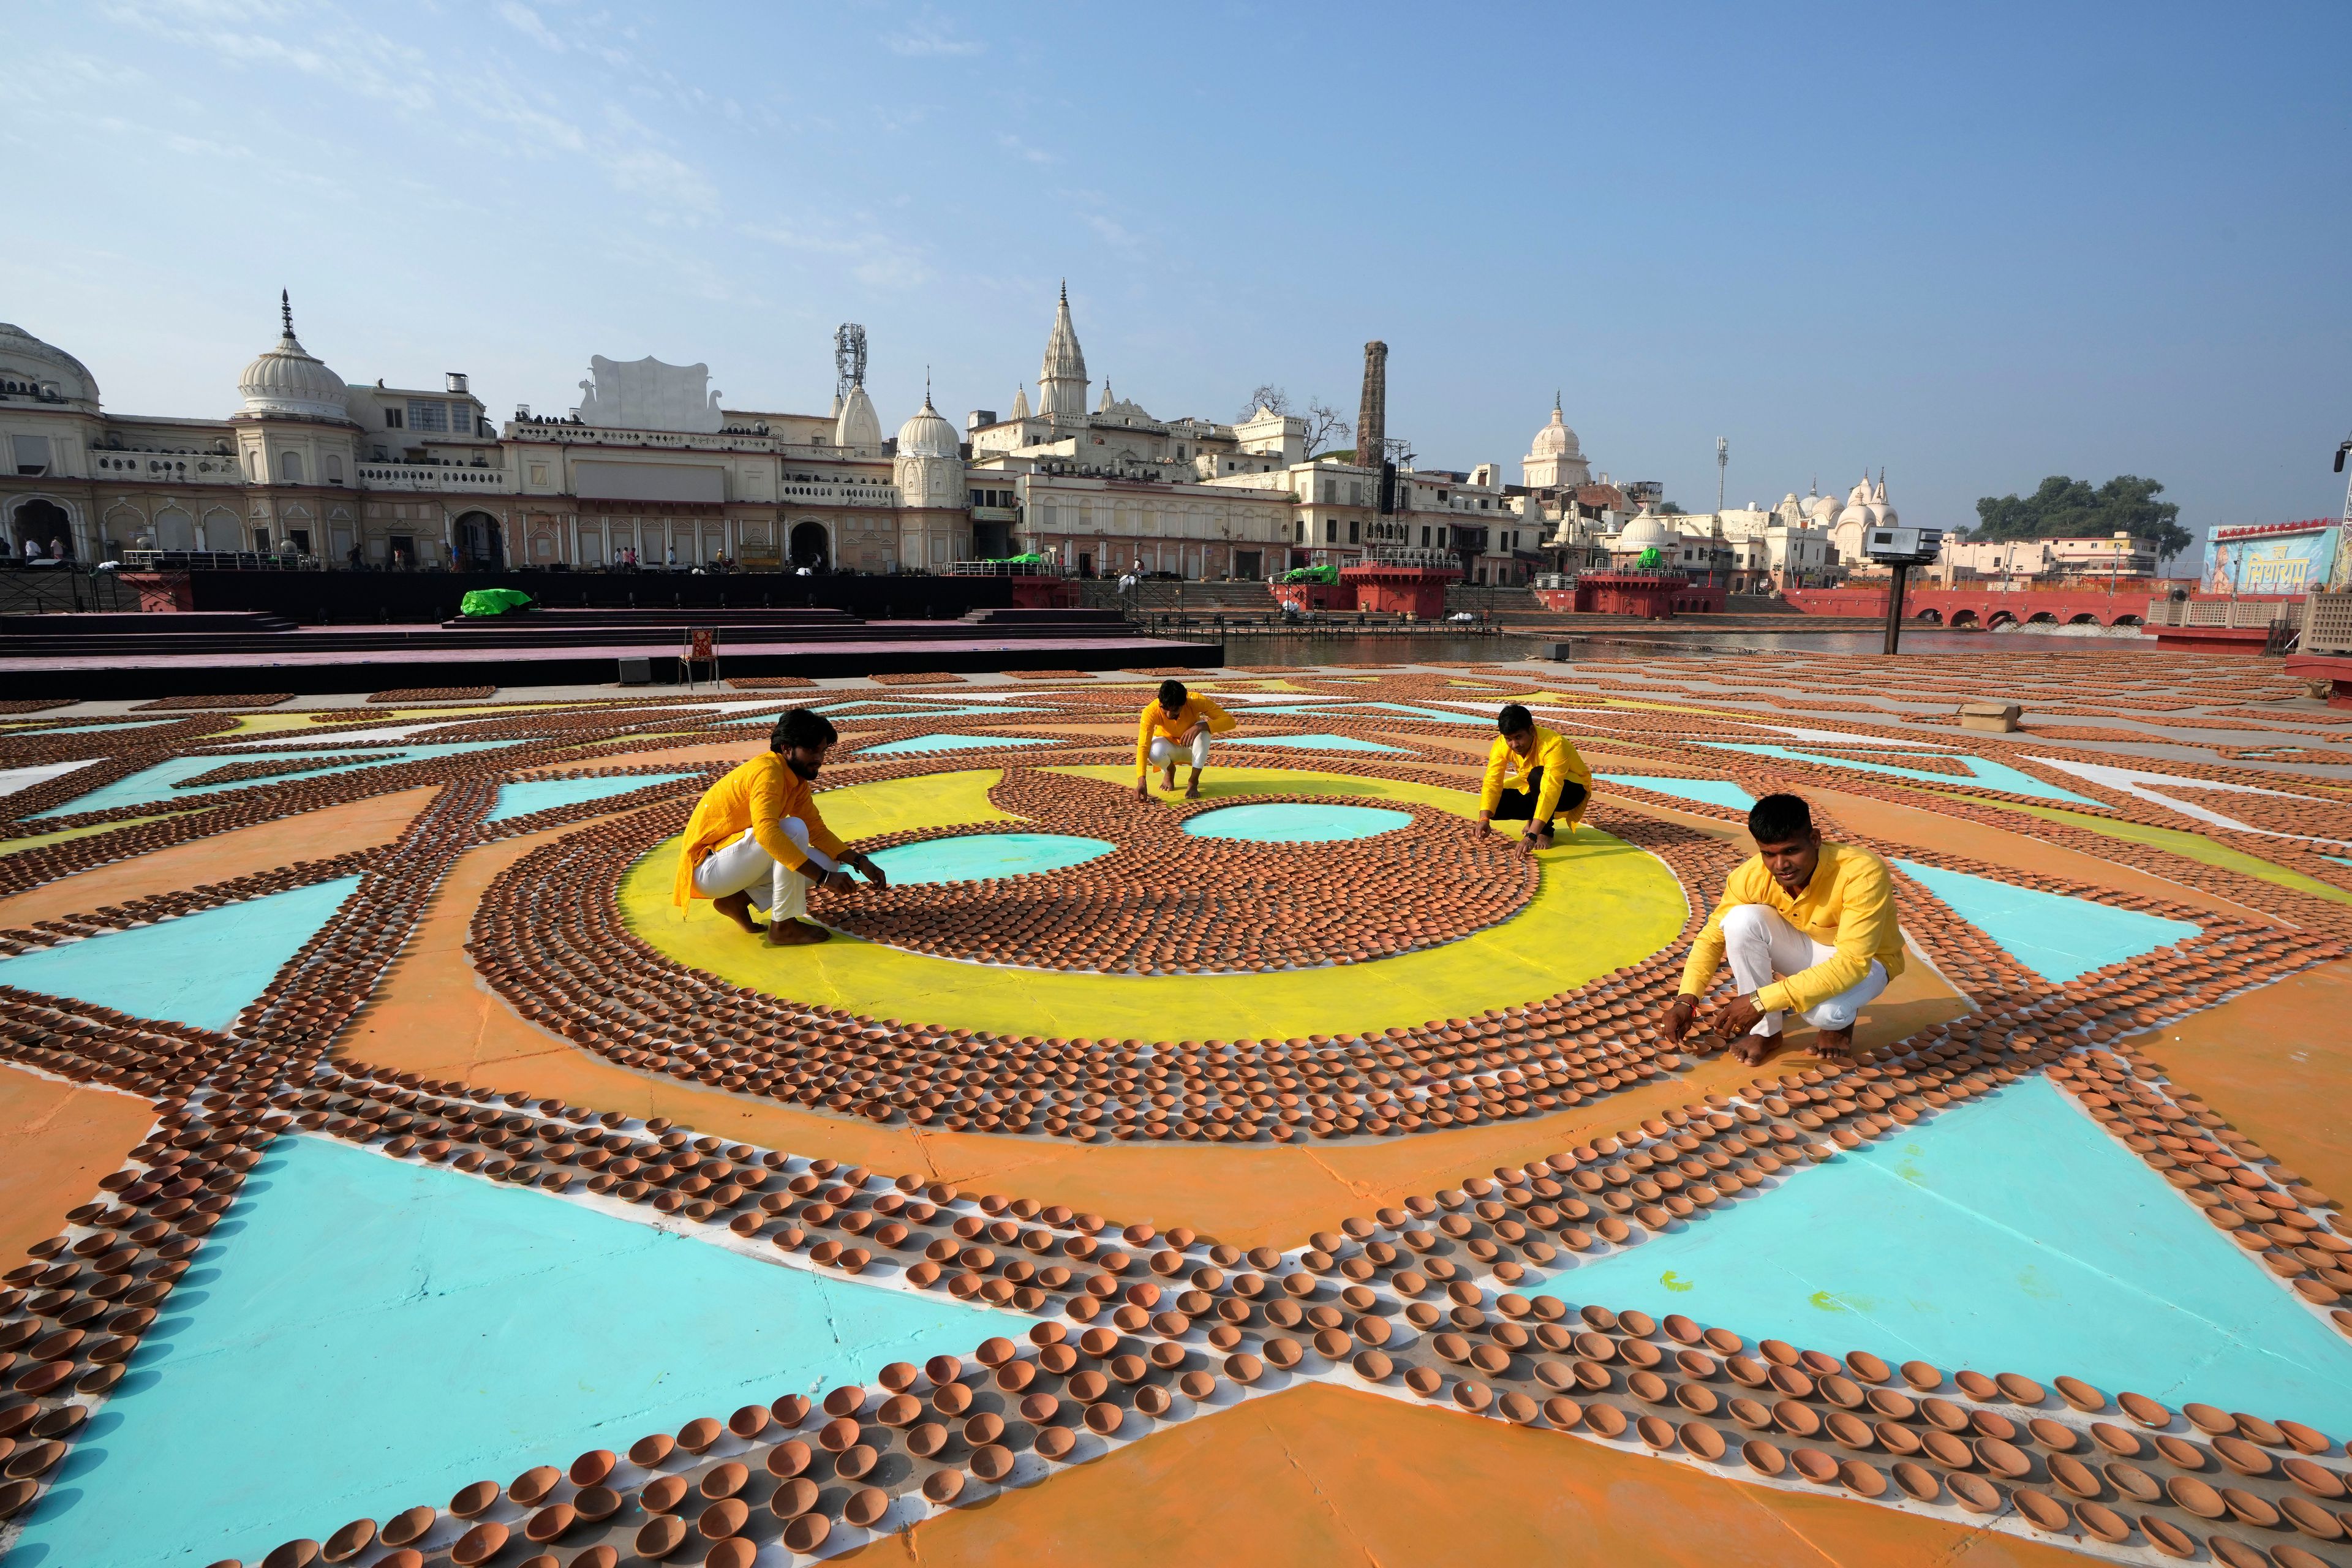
[0,647,2348,1567]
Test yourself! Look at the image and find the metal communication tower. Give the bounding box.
[834,324,867,403]
[1715,436,1728,513]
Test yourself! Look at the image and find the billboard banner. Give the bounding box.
[2203,524,2340,595]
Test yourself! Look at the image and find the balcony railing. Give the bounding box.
[356,463,511,492]
[85,452,241,483]
[2143,596,2296,628]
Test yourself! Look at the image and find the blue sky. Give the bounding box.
[4,1,2345,557]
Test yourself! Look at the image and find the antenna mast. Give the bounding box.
[834,324,867,403]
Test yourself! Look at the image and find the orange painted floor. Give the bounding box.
[0,1061,156,1262]
[0,785,439,930]
[845,1382,2096,1567]
[2125,958,2352,1204]
[333,818,1964,1248]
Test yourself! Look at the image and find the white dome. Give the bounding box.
[0,322,99,409]
[237,294,353,422]
[1528,399,1582,460]
[1616,511,1678,553]
[1805,494,1839,523]
[895,393,959,459]
[834,383,881,450]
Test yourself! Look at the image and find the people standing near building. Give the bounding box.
[673,708,891,947]
[1476,704,1592,855]
[1134,679,1234,800]
[1659,793,1904,1066]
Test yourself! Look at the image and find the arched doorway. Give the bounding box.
[12,498,69,559]
[789,521,829,571]
[454,511,504,570]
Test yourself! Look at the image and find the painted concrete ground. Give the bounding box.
[0,648,2346,1567]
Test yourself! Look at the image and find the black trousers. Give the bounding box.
[1492,768,1588,834]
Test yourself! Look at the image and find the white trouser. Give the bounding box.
[1148,733,1210,770]
[692,817,837,921]
[1721,902,1889,1037]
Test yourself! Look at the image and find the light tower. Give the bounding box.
[1715,436,1728,514]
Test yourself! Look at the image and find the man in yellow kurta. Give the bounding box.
[672,708,888,946]
[1661,792,1904,1064]
[1477,704,1593,854]
[1135,679,1235,800]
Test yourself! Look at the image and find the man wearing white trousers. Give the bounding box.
[1659,793,1903,1065]
[671,708,889,947]
[1135,679,1234,801]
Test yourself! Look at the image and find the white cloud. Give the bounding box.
[739,217,935,292]
[496,0,565,51]
[886,9,982,57]
[1085,214,1142,251]
[1000,133,1057,166]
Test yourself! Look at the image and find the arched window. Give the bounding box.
[281,451,304,484]
[324,454,344,484]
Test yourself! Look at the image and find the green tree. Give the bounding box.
[1970,475,2190,560]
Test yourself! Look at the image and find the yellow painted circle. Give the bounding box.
[622,766,1687,1041]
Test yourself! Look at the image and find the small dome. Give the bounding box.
[1528,396,1581,460]
[895,392,959,459]
[238,293,353,421]
[834,383,881,450]
[1805,494,1839,523]
[0,322,100,408]
[1616,510,1678,553]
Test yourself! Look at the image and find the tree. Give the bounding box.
[1237,384,1350,457]
[1656,501,1685,516]
[1971,475,2190,561]
[1236,385,1292,421]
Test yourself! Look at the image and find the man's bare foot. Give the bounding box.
[1185,771,1202,800]
[1813,1025,1856,1061]
[765,919,831,947]
[1733,1031,1784,1067]
[713,891,761,935]
[1161,765,1177,792]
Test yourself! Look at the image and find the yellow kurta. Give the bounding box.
[1679,842,1907,1014]
[671,752,847,908]
[1135,695,1235,772]
[1477,725,1593,829]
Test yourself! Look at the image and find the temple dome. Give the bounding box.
[1528,397,1582,460]
[0,322,99,409]
[237,293,353,421]
[895,392,959,459]
[1616,510,1679,554]
[834,383,881,450]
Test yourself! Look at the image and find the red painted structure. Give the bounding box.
[1267,579,1351,613]
[1782,582,2166,628]
[2285,654,2352,707]
[1339,560,1461,618]
[1008,576,1080,609]
[1533,573,1725,619]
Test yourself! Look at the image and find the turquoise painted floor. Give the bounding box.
[1694,742,2101,805]
[867,832,1113,884]
[0,876,361,1031]
[854,733,1057,756]
[1246,702,1493,726]
[31,742,527,818]
[1183,802,1412,842]
[1532,1076,2352,1433]
[1896,859,2199,982]
[1598,774,1755,812]
[486,772,701,822]
[6,1136,1033,1568]
[1226,733,1411,755]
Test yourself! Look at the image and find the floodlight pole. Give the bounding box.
[1882,560,1910,655]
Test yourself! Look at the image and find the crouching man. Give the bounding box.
[671,707,888,946]
[1660,792,1904,1064]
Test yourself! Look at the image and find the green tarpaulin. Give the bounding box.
[1635,547,1664,569]
[458,589,534,617]
[1280,565,1340,584]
